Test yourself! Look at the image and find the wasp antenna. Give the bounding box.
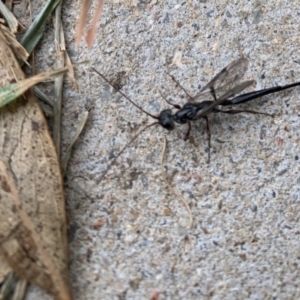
[92,67,158,120]
[167,72,193,100]
[97,122,159,183]
[159,90,181,109]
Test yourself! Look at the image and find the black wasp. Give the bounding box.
[93,58,300,177]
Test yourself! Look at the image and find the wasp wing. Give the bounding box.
[191,58,250,102]
[193,80,255,119]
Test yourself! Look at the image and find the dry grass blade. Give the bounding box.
[0,1,23,33]
[0,257,11,283]
[34,86,55,117]
[0,272,16,299]
[65,52,79,91]
[37,99,53,117]
[11,278,27,300]
[0,273,27,300]
[61,108,91,177]
[4,0,13,11]
[34,86,54,107]
[0,66,69,108]
[20,0,61,55]
[160,136,193,229]
[53,1,66,156]
[0,23,72,300]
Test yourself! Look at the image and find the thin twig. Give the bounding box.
[160,136,193,229]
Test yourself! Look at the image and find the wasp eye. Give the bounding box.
[162,121,175,131]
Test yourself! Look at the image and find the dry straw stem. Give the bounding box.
[76,0,105,47]
[86,0,104,47]
[61,108,91,177]
[34,86,54,107]
[0,1,23,33]
[0,260,11,297]
[34,86,54,117]
[0,24,28,63]
[4,0,13,11]
[0,272,16,299]
[160,136,193,229]
[0,66,69,108]
[53,2,78,155]
[12,277,27,300]
[53,2,65,156]
[0,22,72,300]
[0,272,27,300]
[76,0,92,45]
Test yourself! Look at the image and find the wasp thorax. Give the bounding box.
[158,109,175,130]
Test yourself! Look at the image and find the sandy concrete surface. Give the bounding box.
[27,0,300,299]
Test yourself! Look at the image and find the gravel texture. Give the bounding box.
[27,0,300,299]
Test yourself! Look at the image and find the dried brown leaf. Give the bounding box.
[0,24,28,64]
[0,24,22,292]
[0,25,72,300]
[0,151,70,300]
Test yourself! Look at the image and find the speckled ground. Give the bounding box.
[27,0,300,299]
